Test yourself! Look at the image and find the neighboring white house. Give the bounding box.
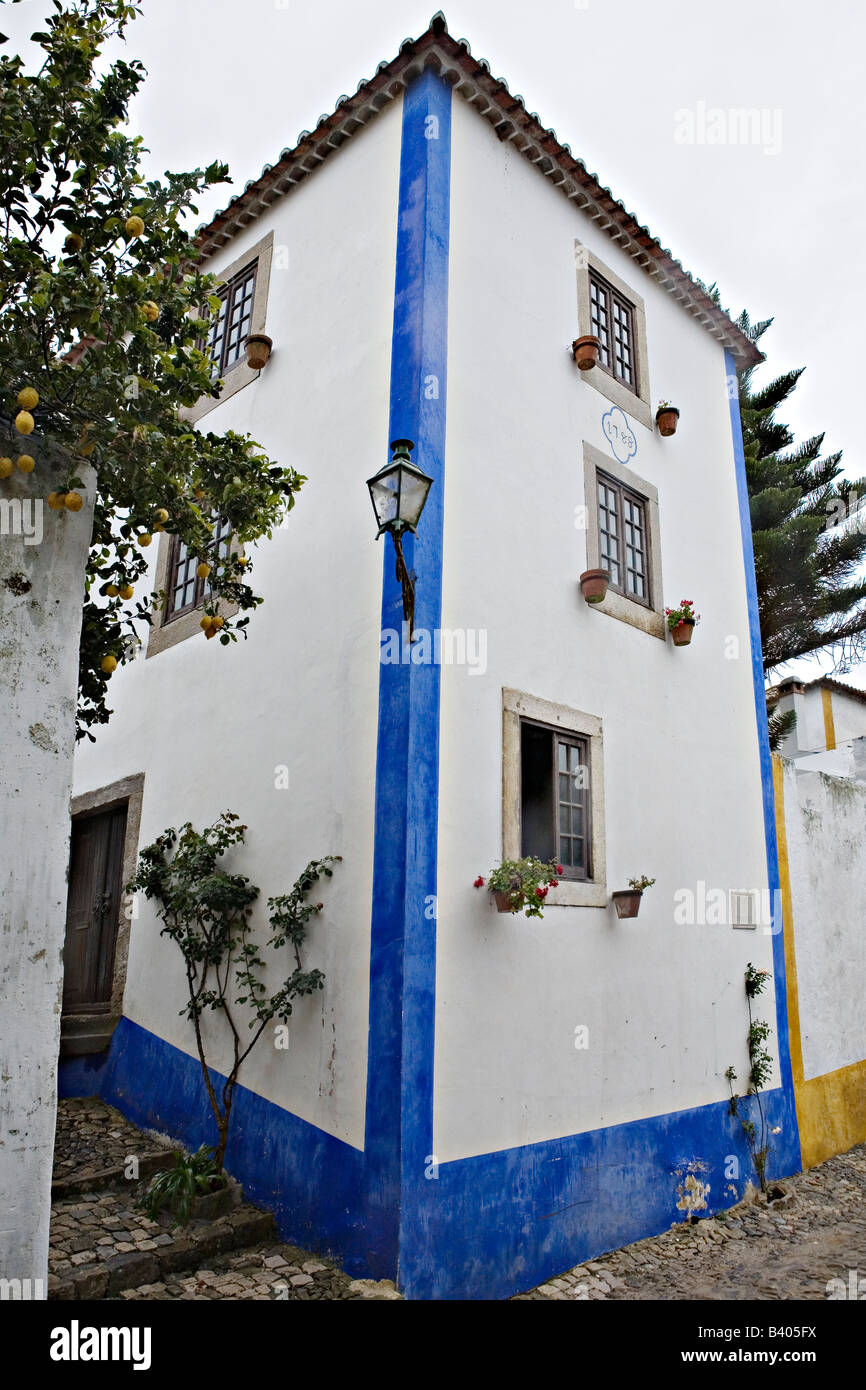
[768,677,866,1169]
[63,14,804,1300]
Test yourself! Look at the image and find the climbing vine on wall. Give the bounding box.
[725,962,774,1192]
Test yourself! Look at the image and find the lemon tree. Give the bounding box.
[0,1,305,738]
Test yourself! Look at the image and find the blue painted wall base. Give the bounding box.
[60,1016,799,1299]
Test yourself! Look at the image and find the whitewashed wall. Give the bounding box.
[1,455,95,1286]
[782,759,866,1080]
[433,96,776,1161]
[72,99,403,1149]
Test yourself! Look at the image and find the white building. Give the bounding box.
[64,14,803,1299]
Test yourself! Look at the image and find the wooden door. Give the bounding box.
[63,806,127,1014]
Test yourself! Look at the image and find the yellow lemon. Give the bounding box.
[212,615,225,630]
[119,585,134,600]
[16,454,35,473]
[64,232,83,253]
[105,583,119,597]
[141,301,159,322]
[196,562,211,579]
[47,492,66,510]
[155,508,169,523]
[137,533,152,547]
[101,655,118,674]
[15,411,35,435]
[0,457,14,479]
[64,491,84,512]
[237,556,248,568]
[125,215,145,238]
[17,387,39,410]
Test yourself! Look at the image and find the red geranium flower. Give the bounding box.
[473,876,485,888]
[556,864,564,875]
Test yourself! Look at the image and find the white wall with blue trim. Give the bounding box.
[435,95,783,1158]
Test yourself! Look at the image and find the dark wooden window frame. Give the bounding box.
[596,468,652,609]
[589,269,638,394]
[165,514,234,623]
[204,259,258,380]
[520,716,592,882]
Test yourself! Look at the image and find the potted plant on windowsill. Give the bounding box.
[611,876,655,919]
[656,400,680,436]
[474,858,563,919]
[579,568,610,605]
[244,334,273,370]
[571,334,601,371]
[665,598,700,646]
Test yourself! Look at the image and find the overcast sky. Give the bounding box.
[6,0,866,684]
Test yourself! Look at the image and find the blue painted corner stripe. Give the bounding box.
[364,69,452,1280]
[726,347,800,1159]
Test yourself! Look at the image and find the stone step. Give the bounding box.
[49,1205,278,1300]
[51,1150,177,1200]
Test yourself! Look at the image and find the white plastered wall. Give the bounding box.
[71,98,404,1149]
[433,95,778,1162]
[782,760,866,1080]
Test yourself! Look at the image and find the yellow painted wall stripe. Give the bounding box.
[821,686,836,750]
[774,752,866,1167]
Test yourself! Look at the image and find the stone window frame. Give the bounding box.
[575,240,652,430]
[145,524,240,659]
[183,229,274,425]
[503,688,607,909]
[582,441,666,641]
[61,773,144,1057]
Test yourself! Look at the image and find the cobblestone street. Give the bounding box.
[522,1146,866,1301]
[50,1101,866,1300]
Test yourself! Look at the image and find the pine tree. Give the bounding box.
[735,311,866,675]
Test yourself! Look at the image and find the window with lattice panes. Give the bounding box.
[520,720,591,881]
[596,470,650,607]
[589,269,637,391]
[205,261,257,379]
[165,514,234,621]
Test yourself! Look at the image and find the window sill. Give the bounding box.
[180,359,260,425]
[546,880,608,909]
[579,363,653,431]
[587,587,666,640]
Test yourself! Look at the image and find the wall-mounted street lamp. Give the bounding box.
[366,439,433,641]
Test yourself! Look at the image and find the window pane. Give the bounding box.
[597,479,621,587]
[612,295,634,385]
[555,736,589,877]
[521,723,555,862]
[589,274,611,367]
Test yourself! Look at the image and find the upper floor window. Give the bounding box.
[165,515,233,622]
[575,244,651,428]
[589,270,636,391]
[205,262,257,379]
[597,470,650,606]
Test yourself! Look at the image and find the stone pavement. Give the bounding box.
[520,1144,866,1300]
[51,1099,866,1299]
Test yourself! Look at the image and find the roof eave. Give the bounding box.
[194,17,762,370]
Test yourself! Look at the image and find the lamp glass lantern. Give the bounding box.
[366,439,433,537]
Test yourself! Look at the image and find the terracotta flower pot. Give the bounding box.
[244,334,273,370]
[671,618,695,646]
[579,568,610,605]
[493,890,516,913]
[572,335,601,371]
[612,890,643,919]
[656,406,680,437]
